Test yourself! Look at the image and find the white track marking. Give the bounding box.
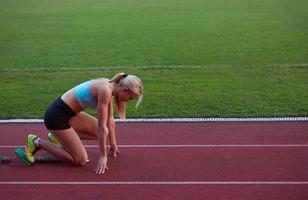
[1,63,308,72]
[0,181,307,185]
[0,117,308,123]
[0,144,307,149]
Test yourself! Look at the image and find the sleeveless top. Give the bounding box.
[75,81,98,109]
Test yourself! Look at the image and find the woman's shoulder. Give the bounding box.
[90,78,109,85]
[91,78,112,96]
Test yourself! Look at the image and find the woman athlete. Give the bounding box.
[21,73,143,174]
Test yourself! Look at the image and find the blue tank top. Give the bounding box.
[75,81,97,109]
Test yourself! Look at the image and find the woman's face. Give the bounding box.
[119,88,138,102]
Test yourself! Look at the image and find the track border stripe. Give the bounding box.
[0,117,307,123]
[0,181,308,185]
[1,144,307,149]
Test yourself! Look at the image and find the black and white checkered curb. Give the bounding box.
[0,117,307,123]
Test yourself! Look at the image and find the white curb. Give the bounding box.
[0,117,307,123]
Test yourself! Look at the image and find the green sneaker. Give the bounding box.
[48,133,60,145]
[15,147,31,166]
[25,134,39,164]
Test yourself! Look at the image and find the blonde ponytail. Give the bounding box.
[109,73,127,84]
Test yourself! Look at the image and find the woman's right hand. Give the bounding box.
[95,156,108,174]
[108,145,120,157]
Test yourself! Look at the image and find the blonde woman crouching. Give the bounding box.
[20,73,143,174]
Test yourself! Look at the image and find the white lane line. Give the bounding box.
[0,181,308,185]
[0,144,307,148]
[0,117,308,123]
[1,63,308,72]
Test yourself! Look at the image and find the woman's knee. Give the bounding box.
[72,154,88,166]
[71,150,88,166]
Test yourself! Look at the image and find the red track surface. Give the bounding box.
[0,121,308,200]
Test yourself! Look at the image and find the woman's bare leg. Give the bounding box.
[38,139,74,163]
[69,112,98,140]
[39,128,88,165]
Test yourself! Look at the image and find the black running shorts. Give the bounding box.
[44,97,76,130]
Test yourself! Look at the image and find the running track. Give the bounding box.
[0,120,308,200]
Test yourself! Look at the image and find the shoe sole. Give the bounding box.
[15,147,31,166]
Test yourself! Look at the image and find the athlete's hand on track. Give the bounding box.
[95,156,108,174]
[108,145,120,157]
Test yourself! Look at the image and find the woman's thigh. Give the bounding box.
[51,128,88,163]
[69,112,98,138]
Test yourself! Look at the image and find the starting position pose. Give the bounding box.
[22,73,143,174]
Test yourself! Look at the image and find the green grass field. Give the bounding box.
[0,0,308,118]
[1,65,307,118]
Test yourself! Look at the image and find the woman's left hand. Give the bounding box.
[108,145,120,157]
[95,156,108,174]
